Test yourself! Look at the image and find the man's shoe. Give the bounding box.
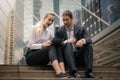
[73,72,81,78]
[85,72,96,78]
[57,72,69,78]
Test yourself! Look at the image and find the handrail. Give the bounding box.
[72,0,110,27]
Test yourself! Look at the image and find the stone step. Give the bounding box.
[0,65,120,79]
[0,65,120,72]
[0,70,120,78]
[0,78,120,80]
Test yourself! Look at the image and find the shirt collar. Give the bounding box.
[65,26,74,31]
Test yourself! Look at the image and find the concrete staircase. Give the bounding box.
[0,65,120,80]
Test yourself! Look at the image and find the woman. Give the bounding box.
[25,12,67,78]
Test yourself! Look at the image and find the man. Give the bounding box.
[55,10,96,78]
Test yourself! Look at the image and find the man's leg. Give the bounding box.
[63,43,77,72]
[83,44,96,78]
[83,44,93,73]
[63,43,81,78]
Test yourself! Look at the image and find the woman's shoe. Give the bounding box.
[57,72,69,78]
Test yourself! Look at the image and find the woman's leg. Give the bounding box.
[52,60,62,74]
[59,62,65,73]
[49,46,63,74]
[57,46,66,73]
[49,46,69,78]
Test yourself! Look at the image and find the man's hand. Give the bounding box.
[67,37,77,43]
[75,39,84,47]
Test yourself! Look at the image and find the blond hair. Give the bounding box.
[36,12,55,37]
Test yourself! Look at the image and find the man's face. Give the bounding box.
[62,15,73,27]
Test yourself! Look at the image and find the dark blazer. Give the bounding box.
[55,24,92,44]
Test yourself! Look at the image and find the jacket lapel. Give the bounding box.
[74,25,80,39]
[62,26,68,40]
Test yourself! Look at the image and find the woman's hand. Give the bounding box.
[41,40,52,48]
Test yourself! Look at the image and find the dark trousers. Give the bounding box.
[62,43,93,73]
[25,46,63,66]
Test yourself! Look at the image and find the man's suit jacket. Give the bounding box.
[55,24,92,44]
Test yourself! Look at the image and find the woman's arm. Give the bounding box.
[28,26,43,49]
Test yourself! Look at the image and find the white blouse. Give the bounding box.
[28,25,54,49]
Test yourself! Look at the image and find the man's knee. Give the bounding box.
[64,43,73,48]
[84,44,93,50]
[66,43,72,46]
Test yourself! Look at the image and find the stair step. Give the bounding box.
[0,70,120,78]
[0,78,120,80]
[0,65,120,79]
[0,65,120,71]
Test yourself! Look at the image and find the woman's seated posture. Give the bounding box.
[25,12,68,78]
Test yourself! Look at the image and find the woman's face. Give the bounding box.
[43,14,55,28]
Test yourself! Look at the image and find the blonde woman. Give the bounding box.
[25,12,68,78]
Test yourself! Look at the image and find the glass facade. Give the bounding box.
[14,0,24,64]
[0,0,24,64]
[0,0,15,64]
[24,0,54,42]
[101,0,120,28]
